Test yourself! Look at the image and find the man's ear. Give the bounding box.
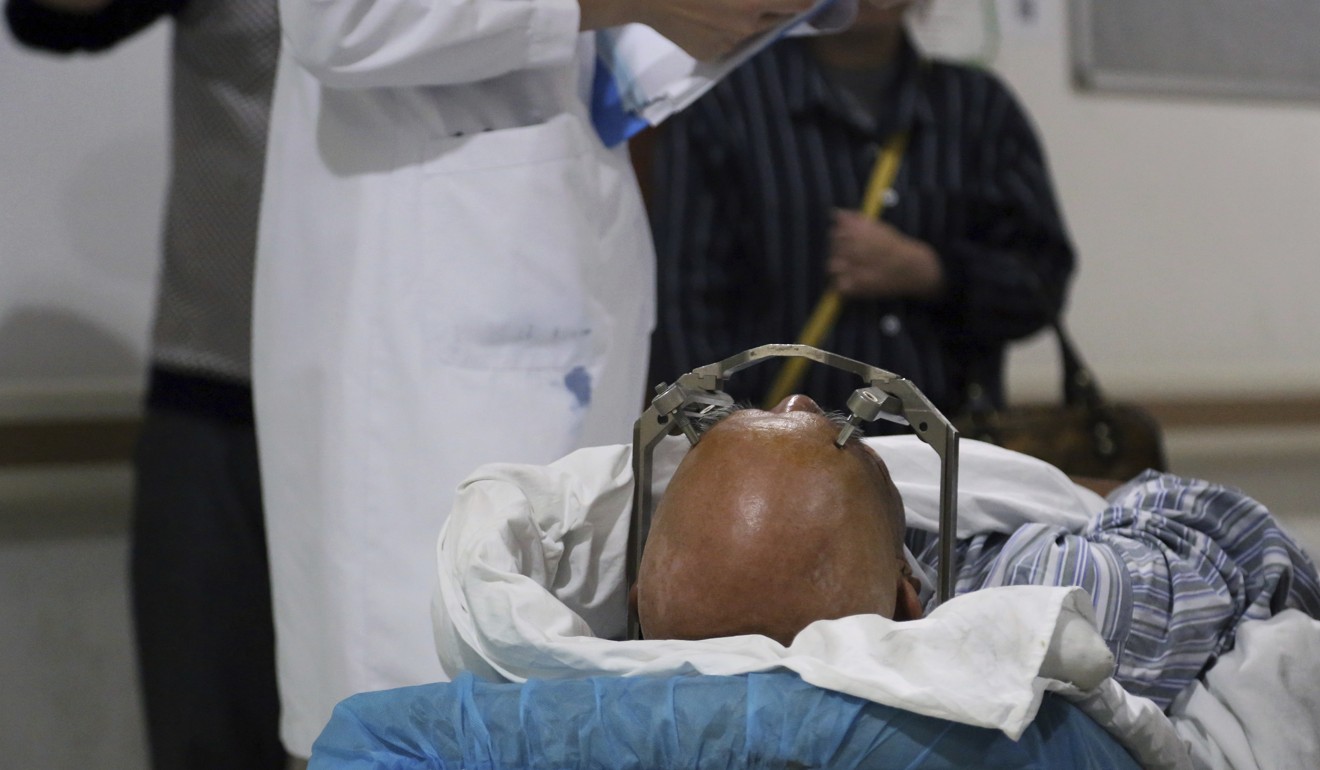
[892,573,925,621]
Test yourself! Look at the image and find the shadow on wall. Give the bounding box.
[0,132,161,402]
[0,307,142,383]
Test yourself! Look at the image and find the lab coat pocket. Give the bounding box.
[418,115,605,371]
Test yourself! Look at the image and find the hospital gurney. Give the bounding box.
[316,347,1207,768]
[311,671,1142,769]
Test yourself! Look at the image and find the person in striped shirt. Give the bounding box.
[637,394,1320,711]
[645,1,1075,416]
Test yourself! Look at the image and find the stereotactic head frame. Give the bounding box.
[628,344,960,640]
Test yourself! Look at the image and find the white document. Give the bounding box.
[596,0,856,128]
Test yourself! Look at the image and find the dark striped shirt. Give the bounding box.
[646,34,1075,414]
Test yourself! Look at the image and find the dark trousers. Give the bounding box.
[130,408,286,769]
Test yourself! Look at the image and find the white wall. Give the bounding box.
[989,0,1320,401]
[2,3,1318,418]
[0,23,169,420]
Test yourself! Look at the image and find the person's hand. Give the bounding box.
[826,209,944,299]
[643,0,817,60]
[581,0,816,61]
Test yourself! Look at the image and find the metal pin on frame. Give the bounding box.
[627,344,960,641]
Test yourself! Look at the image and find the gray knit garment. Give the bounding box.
[152,0,278,382]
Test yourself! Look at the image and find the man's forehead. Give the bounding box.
[701,407,877,461]
[657,402,903,551]
[675,409,888,494]
[712,407,837,437]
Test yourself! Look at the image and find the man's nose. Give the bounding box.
[769,394,824,414]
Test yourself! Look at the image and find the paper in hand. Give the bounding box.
[591,0,856,146]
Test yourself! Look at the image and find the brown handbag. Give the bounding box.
[955,320,1168,481]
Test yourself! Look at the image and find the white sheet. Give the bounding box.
[433,438,1190,769]
[1167,609,1320,770]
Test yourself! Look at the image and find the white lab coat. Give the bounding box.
[252,0,655,755]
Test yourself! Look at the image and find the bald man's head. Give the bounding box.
[637,396,921,645]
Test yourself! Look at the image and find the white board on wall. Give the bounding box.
[1072,0,1320,103]
[0,24,170,419]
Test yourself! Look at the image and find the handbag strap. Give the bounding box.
[960,317,1118,458]
[1051,318,1104,409]
[964,286,1107,419]
[762,131,911,409]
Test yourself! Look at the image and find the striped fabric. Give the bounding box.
[157,0,279,385]
[646,33,1075,413]
[906,471,1320,710]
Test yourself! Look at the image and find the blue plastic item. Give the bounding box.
[311,671,1140,769]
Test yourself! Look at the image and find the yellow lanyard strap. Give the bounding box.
[761,131,910,409]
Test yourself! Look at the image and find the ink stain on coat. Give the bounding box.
[565,366,592,408]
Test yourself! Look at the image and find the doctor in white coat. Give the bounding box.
[253,0,823,756]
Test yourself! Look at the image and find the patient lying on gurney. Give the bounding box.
[639,394,1320,711]
[314,391,1320,769]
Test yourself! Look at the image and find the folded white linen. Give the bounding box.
[869,435,1109,534]
[433,440,1189,769]
[1167,610,1320,770]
